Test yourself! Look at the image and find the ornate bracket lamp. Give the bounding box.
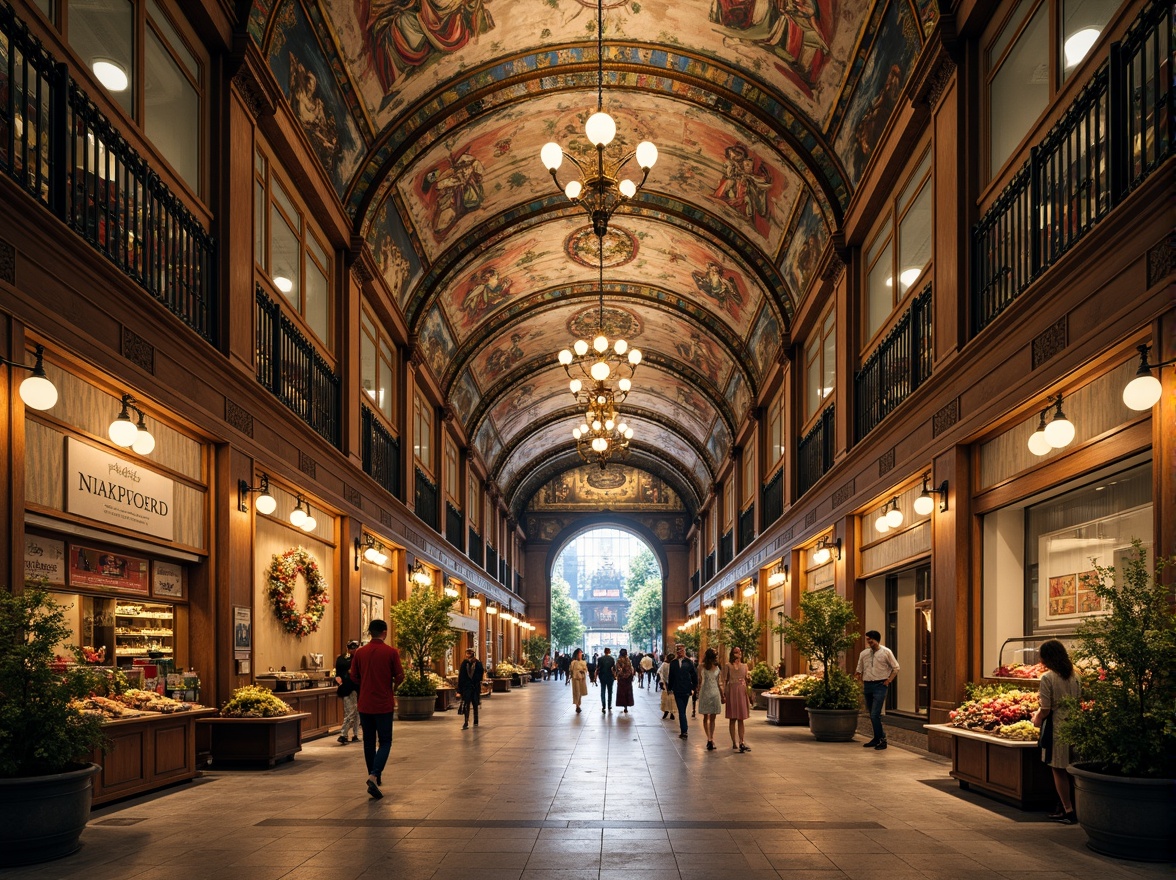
[1123,343,1174,410]
[767,560,788,588]
[539,0,657,238]
[720,593,735,609]
[289,495,316,532]
[743,581,757,598]
[913,473,949,515]
[409,560,434,588]
[355,534,389,570]
[108,393,156,455]
[1028,393,1075,455]
[812,535,841,565]
[1,344,57,410]
[873,498,904,534]
[238,473,277,514]
[469,595,483,609]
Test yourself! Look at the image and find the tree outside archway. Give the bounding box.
[549,577,584,651]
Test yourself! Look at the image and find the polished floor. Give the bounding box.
[12,678,1171,880]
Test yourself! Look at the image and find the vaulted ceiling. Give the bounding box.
[249,0,935,518]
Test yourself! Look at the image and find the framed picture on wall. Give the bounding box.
[233,606,252,653]
[152,561,184,599]
[371,595,385,623]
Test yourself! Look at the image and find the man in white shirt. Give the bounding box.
[855,630,899,750]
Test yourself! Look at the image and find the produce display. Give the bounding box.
[219,684,292,717]
[990,662,1046,679]
[949,686,1040,738]
[769,674,817,695]
[72,696,139,719]
[117,688,196,713]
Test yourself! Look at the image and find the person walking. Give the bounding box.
[640,652,654,688]
[667,643,698,738]
[721,646,752,752]
[542,653,552,681]
[569,648,588,714]
[457,648,484,729]
[658,653,675,719]
[597,647,617,712]
[559,652,571,684]
[1031,639,1081,823]
[697,647,722,750]
[334,639,360,744]
[349,619,405,799]
[615,648,635,713]
[855,629,900,750]
[587,652,598,686]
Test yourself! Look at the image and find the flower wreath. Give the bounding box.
[266,547,329,637]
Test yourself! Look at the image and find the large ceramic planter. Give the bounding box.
[396,695,436,721]
[1069,763,1176,861]
[749,687,769,709]
[0,763,100,866]
[806,708,860,742]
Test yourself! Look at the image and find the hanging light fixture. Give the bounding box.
[743,583,757,598]
[1,344,58,410]
[1043,393,1075,449]
[409,560,434,587]
[299,501,317,533]
[107,393,155,455]
[238,473,278,515]
[539,0,657,238]
[444,580,460,598]
[885,498,904,529]
[355,534,389,569]
[913,473,949,516]
[486,603,498,616]
[1123,343,1173,411]
[289,496,308,527]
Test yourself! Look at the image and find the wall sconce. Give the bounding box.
[289,495,316,531]
[409,560,433,587]
[743,582,757,598]
[913,473,949,515]
[443,579,460,598]
[704,604,717,617]
[2,344,58,410]
[1028,393,1074,455]
[108,393,155,455]
[355,534,388,570]
[767,561,788,587]
[720,594,735,609]
[1123,343,1174,410]
[486,603,498,615]
[238,473,277,514]
[812,535,841,565]
[469,595,483,609]
[875,498,903,533]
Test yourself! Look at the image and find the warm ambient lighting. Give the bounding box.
[410,561,434,587]
[91,59,129,92]
[1,345,58,410]
[743,583,757,598]
[107,394,156,455]
[1123,344,1173,411]
[289,497,307,527]
[238,473,277,514]
[469,596,483,608]
[874,498,902,534]
[486,604,498,615]
[355,535,389,570]
[444,585,460,598]
[1064,27,1100,68]
[1027,393,1075,454]
[272,275,294,294]
[812,535,841,565]
[720,595,734,609]
[704,605,717,616]
[914,473,949,516]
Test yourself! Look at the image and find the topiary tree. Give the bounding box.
[776,590,861,710]
[389,585,460,688]
[712,602,766,662]
[521,635,550,670]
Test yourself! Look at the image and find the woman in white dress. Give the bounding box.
[697,647,723,751]
[569,649,588,715]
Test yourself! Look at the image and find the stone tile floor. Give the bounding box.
[8,679,1171,880]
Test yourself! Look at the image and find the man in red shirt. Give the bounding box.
[349,619,405,799]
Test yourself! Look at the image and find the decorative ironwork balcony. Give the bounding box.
[761,468,784,529]
[361,405,401,500]
[797,405,835,498]
[738,504,755,552]
[855,287,933,441]
[414,467,438,531]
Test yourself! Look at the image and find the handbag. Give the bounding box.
[1037,713,1053,764]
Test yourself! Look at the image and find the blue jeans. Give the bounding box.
[360,711,394,778]
[863,681,888,741]
[600,679,614,708]
[674,693,690,734]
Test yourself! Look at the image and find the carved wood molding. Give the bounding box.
[230,35,279,120]
[344,484,361,508]
[1146,236,1175,287]
[298,450,317,479]
[1031,317,1068,370]
[821,252,846,282]
[380,508,393,528]
[0,237,14,284]
[224,399,254,438]
[121,328,154,374]
[832,479,855,508]
[781,526,794,543]
[804,509,817,527]
[878,448,896,476]
[932,398,960,437]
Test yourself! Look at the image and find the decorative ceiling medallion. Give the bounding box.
[565,225,637,269]
[568,305,643,341]
[586,468,628,490]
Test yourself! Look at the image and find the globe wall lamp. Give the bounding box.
[470,595,483,609]
[289,495,316,532]
[913,473,949,516]
[1122,344,1174,411]
[812,535,841,565]
[409,560,434,587]
[108,393,156,455]
[743,582,757,598]
[355,534,389,569]
[720,594,735,609]
[1027,393,1075,455]
[874,498,903,534]
[767,560,788,588]
[2,344,58,410]
[238,472,277,514]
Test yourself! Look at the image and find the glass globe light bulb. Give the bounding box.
[1044,413,1075,448]
[540,142,564,170]
[913,493,934,517]
[108,414,138,447]
[255,492,277,515]
[617,422,627,434]
[605,419,615,431]
[593,335,608,353]
[813,547,830,565]
[585,111,616,146]
[875,513,890,534]
[592,420,602,431]
[580,423,589,434]
[565,180,583,200]
[132,429,155,455]
[636,141,658,169]
[618,377,631,392]
[1028,429,1052,456]
[558,349,573,365]
[19,374,57,410]
[574,339,589,356]
[593,438,607,452]
[623,428,634,439]
[886,506,904,528]
[573,428,582,440]
[301,515,316,532]
[272,275,293,294]
[569,378,582,394]
[618,179,636,198]
[614,339,628,354]
[628,349,642,365]
[591,361,610,381]
[289,506,307,526]
[1123,373,1161,410]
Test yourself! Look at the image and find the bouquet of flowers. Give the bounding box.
[219,684,291,717]
[769,674,817,695]
[950,686,1040,734]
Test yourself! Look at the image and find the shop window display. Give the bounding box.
[981,460,1152,677]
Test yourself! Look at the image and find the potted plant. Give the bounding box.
[201,684,310,767]
[389,586,460,721]
[522,635,549,680]
[748,661,780,710]
[1057,541,1175,861]
[776,590,862,741]
[0,585,107,866]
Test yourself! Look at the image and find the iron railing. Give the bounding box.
[414,468,438,531]
[704,551,715,583]
[761,468,784,529]
[361,406,401,499]
[973,1,1172,333]
[0,5,216,343]
[738,504,755,551]
[499,559,507,586]
[855,287,933,440]
[445,503,464,550]
[468,528,483,567]
[690,570,700,594]
[797,405,835,498]
[256,287,340,446]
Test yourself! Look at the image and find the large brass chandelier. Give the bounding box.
[539,0,657,238]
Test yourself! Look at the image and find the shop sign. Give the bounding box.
[153,561,184,599]
[449,611,479,632]
[66,438,174,541]
[69,545,150,594]
[24,535,66,585]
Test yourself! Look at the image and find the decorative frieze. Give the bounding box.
[380,509,393,528]
[344,484,361,508]
[878,448,895,476]
[298,451,316,479]
[0,237,14,283]
[1146,237,1175,287]
[932,398,960,437]
[833,479,855,508]
[224,400,254,438]
[805,509,817,527]
[121,328,154,374]
[1031,317,1068,370]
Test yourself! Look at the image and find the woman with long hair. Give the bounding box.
[1031,639,1081,823]
[721,646,752,751]
[615,648,635,713]
[569,648,588,715]
[697,647,722,750]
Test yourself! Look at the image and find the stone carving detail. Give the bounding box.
[0,237,14,283]
[350,259,373,285]
[924,58,957,106]
[345,484,361,508]
[224,399,254,437]
[878,448,895,476]
[805,509,817,527]
[121,328,155,373]
[833,479,855,508]
[1032,317,1068,370]
[932,398,960,437]
[380,509,393,528]
[1146,237,1175,287]
[298,451,316,479]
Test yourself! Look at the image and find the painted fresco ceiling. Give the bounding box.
[251,0,934,517]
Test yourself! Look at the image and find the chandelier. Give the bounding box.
[572,386,632,468]
[539,0,657,237]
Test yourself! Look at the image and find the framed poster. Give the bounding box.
[370,595,385,623]
[233,606,252,652]
[152,561,185,599]
[24,535,66,585]
[70,545,150,594]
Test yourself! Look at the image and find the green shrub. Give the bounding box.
[802,666,862,710]
[749,661,779,689]
[396,671,438,697]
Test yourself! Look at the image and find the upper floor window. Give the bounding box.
[741,443,755,507]
[360,307,395,425]
[724,481,734,528]
[864,150,932,345]
[468,471,479,529]
[444,438,459,505]
[765,386,785,474]
[986,0,1120,180]
[805,307,836,422]
[51,0,203,194]
[413,391,433,473]
[254,146,333,351]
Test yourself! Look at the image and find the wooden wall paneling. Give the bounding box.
[226,89,258,372]
[932,72,963,365]
[1,320,24,589]
[341,266,363,466]
[1153,310,1175,562]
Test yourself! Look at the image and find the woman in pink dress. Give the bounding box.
[721,646,751,751]
[615,649,635,713]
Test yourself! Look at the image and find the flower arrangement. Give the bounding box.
[770,674,818,695]
[493,661,523,677]
[426,672,448,690]
[396,671,437,697]
[265,547,328,637]
[949,685,1040,736]
[219,685,291,718]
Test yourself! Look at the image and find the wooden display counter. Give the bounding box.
[764,694,809,726]
[275,686,341,739]
[89,708,216,806]
[197,713,312,767]
[925,724,1055,809]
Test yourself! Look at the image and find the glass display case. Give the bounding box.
[991,634,1076,680]
[112,600,175,666]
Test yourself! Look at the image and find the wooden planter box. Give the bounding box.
[434,687,456,712]
[197,713,311,768]
[89,708,216,806]
[491,677,511,692]
[924,724,1055,809]
[275,687,340,739]
[764,694,808,726]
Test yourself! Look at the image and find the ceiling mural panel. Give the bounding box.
[418,304,458,382]
[747,304,783,379]
[725,371,751,425]
[450,370,482,427]
[779,191,831,302]
[529,465,685,511]
[366,192,424,306]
